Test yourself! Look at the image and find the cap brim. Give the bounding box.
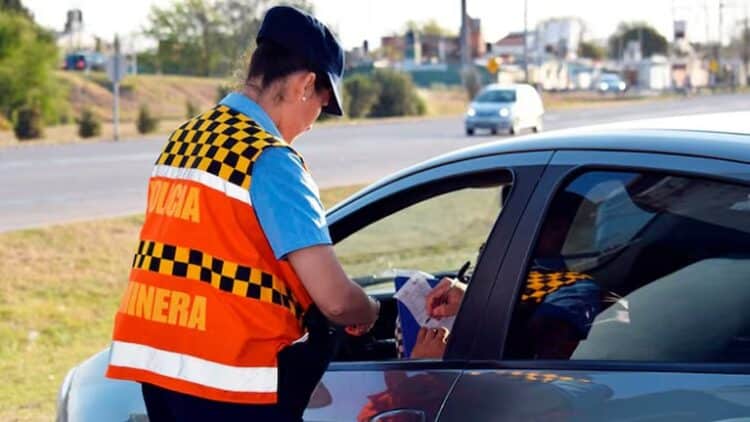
[322,72,343,116]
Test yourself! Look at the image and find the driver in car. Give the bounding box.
[420,191,603,359]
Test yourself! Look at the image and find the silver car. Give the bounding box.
[59,128,750,421]
[596,73,627,94]
[465,83,544,136]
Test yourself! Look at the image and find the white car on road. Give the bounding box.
[465,83,544,136]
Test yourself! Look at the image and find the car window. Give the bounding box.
[504,170,750,363]
[335,184,506,295]
[475,89,516,103]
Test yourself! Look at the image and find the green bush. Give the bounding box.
[0,114,10,131]
[369,70,426,117]
[0,13,63,125]
[343,74,379,118]
[58,110,71,125]
[13,104,44,140]
[77,108,101,138]
[136,104,159,134]
[186,100,199,119]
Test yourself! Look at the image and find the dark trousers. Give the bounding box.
[141,306,341,421]
[141,382,299,421]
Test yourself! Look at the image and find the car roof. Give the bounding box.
[454,128,750,162]
[330,113,750,214]
[378,127,748,190]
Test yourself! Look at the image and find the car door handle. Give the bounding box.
[370,408,426,422]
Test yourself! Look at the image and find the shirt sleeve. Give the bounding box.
[250,147,332,259]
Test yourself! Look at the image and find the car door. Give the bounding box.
[438,150,750,421]
[302,151,551,422]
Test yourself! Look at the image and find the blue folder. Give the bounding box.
[394,273,439,358]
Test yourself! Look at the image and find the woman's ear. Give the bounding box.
[284,71,315,103]
[302,72,316,100]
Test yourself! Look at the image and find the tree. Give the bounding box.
[143,0,315,77]
[578,41,606,60]
[144,0,225,77]
[0,11,62,127]
[0,0,31,17]
[404,19,455,37]
[608,23,667,59]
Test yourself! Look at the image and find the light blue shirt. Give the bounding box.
[219,93,332,259]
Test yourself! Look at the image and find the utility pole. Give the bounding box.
[744,4,750,82]
[705,0,710,45]
[638,25,644,59]
[113,36,120,142]
[523,0,529,83]
[460,0,469,68]
[107,35,125,142]
[720,0,725,48]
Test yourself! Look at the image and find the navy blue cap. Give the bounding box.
[257,6,345,116]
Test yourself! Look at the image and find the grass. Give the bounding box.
[57,71,226,122]
[0,77,468,146]
[0,184,362,422]
[335,186,502,286]
[4,71,739,147]
[0,72,227,146]
[418,86,469,116]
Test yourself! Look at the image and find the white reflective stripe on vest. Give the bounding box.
[110,340,277,392]
[152,165,251,206]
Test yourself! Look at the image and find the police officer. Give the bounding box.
[107,6,379,421]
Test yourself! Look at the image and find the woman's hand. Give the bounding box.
[425,278,467,319]
[344,297,380,336]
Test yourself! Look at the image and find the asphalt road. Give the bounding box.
[2,92,749,232]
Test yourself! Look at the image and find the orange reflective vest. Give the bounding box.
[107,104,314,404]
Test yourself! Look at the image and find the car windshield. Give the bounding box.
[600,74,620,82]
[474,89,516,103]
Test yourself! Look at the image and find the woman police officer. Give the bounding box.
[106,6,379,421]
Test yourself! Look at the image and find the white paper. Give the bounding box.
[394,271,455,331]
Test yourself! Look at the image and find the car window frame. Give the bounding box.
[479,149,750,374]
[323,151,552,367]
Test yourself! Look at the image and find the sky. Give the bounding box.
[23,0,749,50]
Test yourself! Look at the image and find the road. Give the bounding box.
[1,93,749,232]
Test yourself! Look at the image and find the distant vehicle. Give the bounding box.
[63,52,106,72]
[596,73,627,94]
[57,127,750,421]
[464,83,544,136]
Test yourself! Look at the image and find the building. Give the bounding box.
[379,15,484,66]
[467,16,486,58]
[535,17,584,61]
[56,9,99,53]
[420,34,460,64]
[491,32,527,61]
[380,35,406,62]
